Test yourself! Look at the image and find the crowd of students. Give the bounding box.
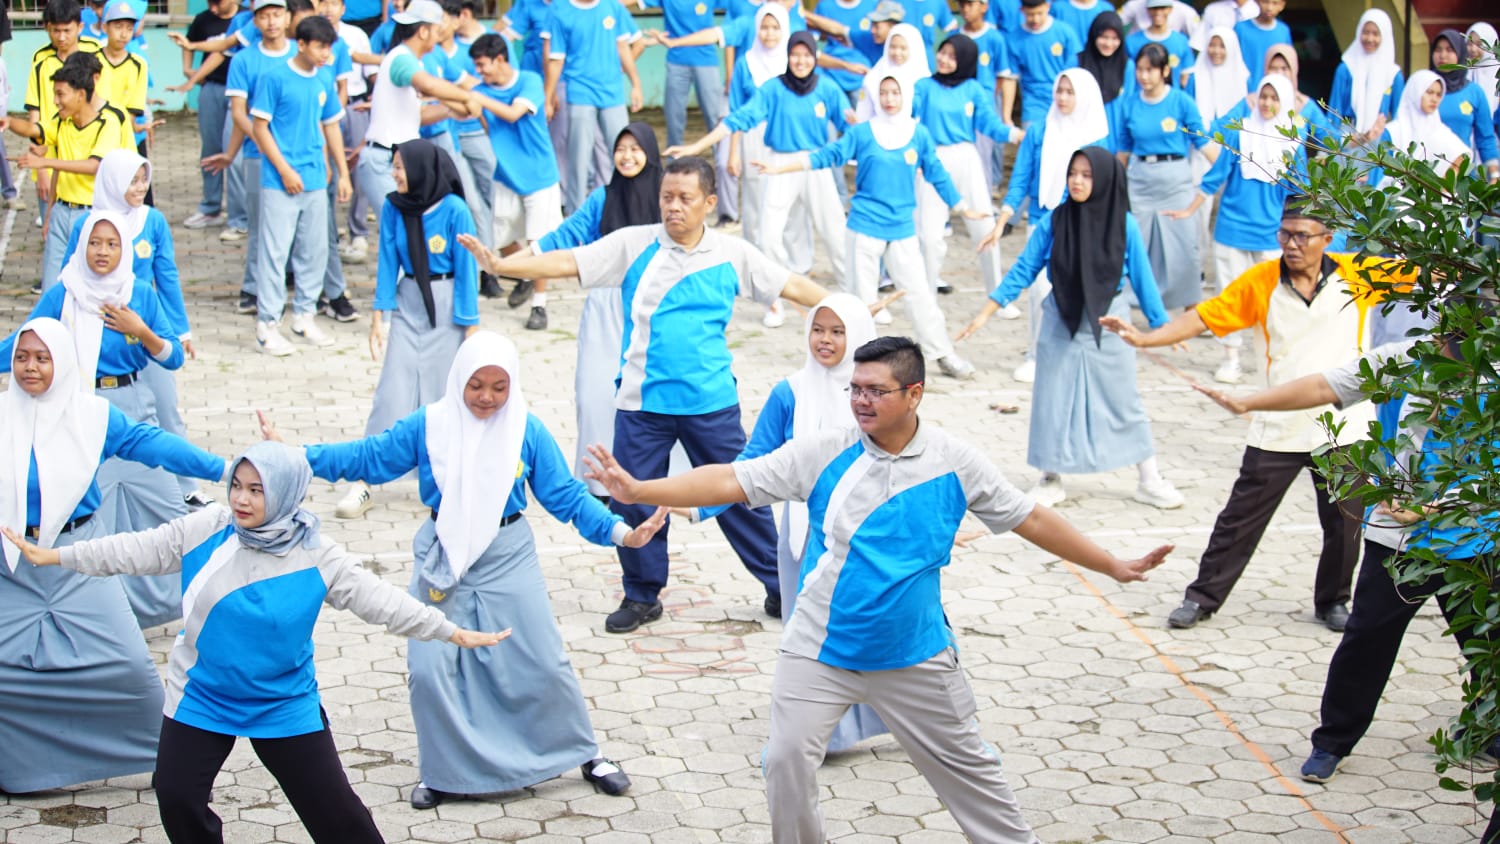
[1,0,1499,841]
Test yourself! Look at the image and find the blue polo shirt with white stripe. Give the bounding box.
[249,57,344,192]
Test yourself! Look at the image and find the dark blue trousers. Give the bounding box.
[611,405,779,604]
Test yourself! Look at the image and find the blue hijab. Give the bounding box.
[228,441,321,556]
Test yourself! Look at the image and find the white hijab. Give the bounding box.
[1387,69,1470,166]
[57,210,138,391]
[1468,23,1499,114]
[867,73,919,149]
[1,318,111,571]
[1040,68,1109,210]
[1341,9,1400,133]
[424,331,529,581]
[860,23,930,117]
[784,293,875,559]
[1192,27,1250,122]
[91,149,152,242]
[1238,74,1300,183]
[744,3,791,87]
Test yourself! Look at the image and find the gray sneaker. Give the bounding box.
[1168,600,1212,629]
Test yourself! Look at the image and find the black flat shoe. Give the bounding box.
[480,272,502,299]
[581,758,630,795]
[410,784,444,810]
[764,592,781,619]
[605,599,662,633]
[507,278,535,309]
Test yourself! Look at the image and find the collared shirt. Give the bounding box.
[543,0,639,108]
[49,104,132,205]
[226,41,295,160]
[733,423,1035,671]
[26,41,104,140]
[475,72,559,195]
[98,49,149,138]
[572,224,787,415]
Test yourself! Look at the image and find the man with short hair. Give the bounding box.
[15,0,102,225]
[456,156,828,633]
[582,334,1170,844]
[998,0,1080,128]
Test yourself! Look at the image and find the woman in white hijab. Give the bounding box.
[1187,26,1250,128]
[1330,10,1404,144]
[1,209,193,628]
[1381,69,1471,172]
[856,22,931,120]
[261,331,666,810]
[1467,23,1499,115]
[0,317,225,795]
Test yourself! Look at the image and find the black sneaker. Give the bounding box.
[581,758,630,795]
[30,281,42,295]
[605,598,662,633]
[321,294,359,322]
[764,592,781,619]
[525,306,548,330]
[409,783,445,810]
[237,292,257,315]
[507,278,535,309]
[1167,599,1213,629]
[480,272,502,299]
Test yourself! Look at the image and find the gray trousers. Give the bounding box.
[765,650,1037,844]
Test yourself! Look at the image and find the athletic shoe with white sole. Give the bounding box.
[1013,358,1036,383]
[1028,476,1066,507]
[255,320,296,356]
[183,211,226,229]
[1134,478,1185,509]
[335,482,373,519]
[937,353,976,380]
[998,303,1022,320]
[219,226,248,242]
[289,313,335,347]
[1214,359,1243,384]
[873,308,893,325]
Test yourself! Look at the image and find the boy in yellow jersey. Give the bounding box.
[17,57,131,292]
[98,0,156,202]
[12,0,102,226]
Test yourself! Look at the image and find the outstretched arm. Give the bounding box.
[584,444,748,507]
[1010,506,1173,583]
[1194,372,1338,416]
[1100,307,1207,348]
[456,232,579,278]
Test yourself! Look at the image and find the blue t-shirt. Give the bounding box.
[719,6,806,53]
[643,0,723,66]
[966,24,1010,92]
[249,57,344,192]
[897,0,955,71]
[1198,125,1306,252]
[808,122,962,239]
[370,17,397,54]
[725,75,850,153]
[1117,87,1208,158]
[474,73,560,194]
[343,0,381,21]
[1124,29,1195,85]
[544,0,638,108]
[1233,17,1291,86]
[814,0,878,93]
[418,49,457,139]
[986,0,1020,38]
[913,77,1017,146]
[1005,18,1082,126]
[537,185,606,251]
[374,194,481,324]
[444,34,488,134]
[1049,0,1108,44]
[504,0,553,74]
[1439,81,1500,164]
[225,41,294,160]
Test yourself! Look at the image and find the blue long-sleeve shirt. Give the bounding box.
[990,210,1169,328]
[1197,125,1306,252]
[1117,87,1209,157]
[727,55,760,111]
[1327,62,1403,129]
[61,210,189,338]
[1000,120,1114,214]
[725,75,850,153]
[537,185,605,252]
[808,122,962,239]
[23,405,224,527]
[912,77,1021,146]
[1439,82,1500,165]
[305,408,622,546]
[0,280,184,376]
[373,196,480,325]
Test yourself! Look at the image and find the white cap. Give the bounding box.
[393,0,444,25]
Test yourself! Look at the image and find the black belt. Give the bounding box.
[95,370,141,389]
[403,273,453,282]
[1136,153,1185,163]
[350,93,370,104]
[56,199,90,209]
[26,512,93,540]
[366,140,394,152]
[431,509,524,527]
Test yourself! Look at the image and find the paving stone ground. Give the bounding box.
[0,118,1490,843]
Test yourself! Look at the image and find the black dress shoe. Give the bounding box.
[525,306,548,330]
[1167,600,1213,629]
[605,599,663,633]
[581,758,630,795]
[480,272,502,299]
[764,592,781,619]
[410,784,444,810]
[507,278,535,309]
[1316,602,1350,632]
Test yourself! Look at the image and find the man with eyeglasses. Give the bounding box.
[583,335,1171,844]
[1102,197,1406,633]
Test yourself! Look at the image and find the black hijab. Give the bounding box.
[1432,29,1469,93]
[781,32,820,96]
[600,123,662,237]
[1078,12,1127,104]
[387,139,465,328]
[1048,146,1129,346]
[933,34,978,87]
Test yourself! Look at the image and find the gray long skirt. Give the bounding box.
[0,517,163,792]
[1128,156,1202,310]
[1027,292,1155,474]
[137,359,197,497]
[367,277,466,438]
[407,517,600,793]
[775,503,889,753]
[95,378,187,628]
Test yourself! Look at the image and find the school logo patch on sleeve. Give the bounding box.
[979,53,990,66]
[859,17,870,29]
[603,14,616,29]
[318,91,327,106]
[814,101,826,117]
[428,234,448,253]
[1050,41,1063,57]
[923,13,934,27]
[964,101,974,116]
[134,239,151,259]
[694,2,706,13]
[1460,100,1474,115]
[904,148,918,164]
[1168,54,1179,67]
[1160,116,1177,133]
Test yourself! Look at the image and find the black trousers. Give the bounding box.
[1310,540,1477,757]
[154,714,383,844]
[1185,446,1363,612]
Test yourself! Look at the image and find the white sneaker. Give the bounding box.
[255,320,296,356]
[1134,478,1185,510]
[1028,476,1066,507]
[937,353,976,380]
[339,235,369,264]
[873,308,893,326]
[183,211,226,229]
[1012,359,1036,383]
[335,482,373,519]
[289,312,335,347]
[998,303,1022,320]
[219,226,247,242]
[761,303,785,328]
[33,215,42,228]
[1214,358,1243,384]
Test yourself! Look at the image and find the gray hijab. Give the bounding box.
[228,441,321,556]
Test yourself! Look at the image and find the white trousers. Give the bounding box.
[917,142,1001,293]
[765,650,1038,844]
[737,127,812,270]
[1212,243,1279,350]
[846,232,954,360]
[761,152,847,279]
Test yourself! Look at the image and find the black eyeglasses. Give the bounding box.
[1275,228,1329,247]
[846,382,923,401]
